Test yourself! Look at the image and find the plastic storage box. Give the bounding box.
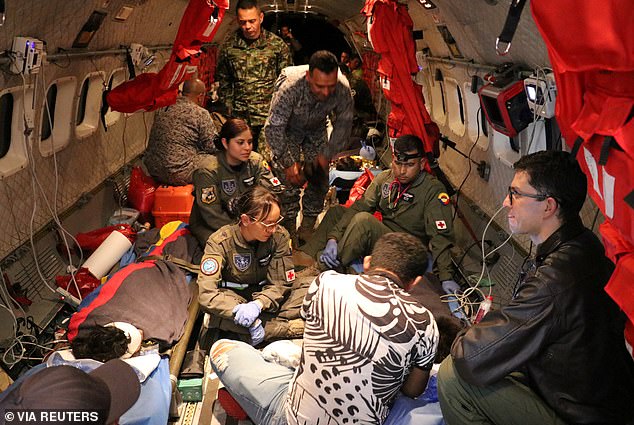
[151,185,194,228]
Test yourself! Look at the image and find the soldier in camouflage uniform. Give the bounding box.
[143,79,217,186]
[215,0,292,151]
[299,135,456,283]
[189,118,283,246]
[262,51,353,243]
[197,187,307,344]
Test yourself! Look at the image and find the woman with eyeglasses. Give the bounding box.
[189,117,283,247]
[196,186,306,345]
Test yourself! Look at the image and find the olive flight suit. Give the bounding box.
[197,224,307,340]
[301,169,455,281]
[189,151,282,246]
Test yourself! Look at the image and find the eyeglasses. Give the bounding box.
[507,187,549,205]
[249,215,284,229]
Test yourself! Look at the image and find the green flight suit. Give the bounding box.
[197,224,307,340]
[189,151,282,246]
[302,169,455,281]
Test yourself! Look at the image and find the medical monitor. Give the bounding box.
[479,80,533,137]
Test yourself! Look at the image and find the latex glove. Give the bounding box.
[284,162,306,187]
[249,320,265,346]
[320,239,340,269]
[441,280,467,320]
[232,301,261,327]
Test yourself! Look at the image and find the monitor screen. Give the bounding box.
[480,92,505,129]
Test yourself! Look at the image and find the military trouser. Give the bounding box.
[437,356,566,425]
[261,135,330,234]
[205,276,311,341]
[301,206,391,267]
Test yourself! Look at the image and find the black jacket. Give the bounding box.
[451,218,634,424]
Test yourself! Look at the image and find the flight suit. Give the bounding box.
[197,224,307,340]
[301,169,455,281]
[189,151,283,246]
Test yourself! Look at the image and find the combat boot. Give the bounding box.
[297,215,318,245]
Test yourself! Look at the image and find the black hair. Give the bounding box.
[369,233,428,285]
[394,134,425,157]
[308,50,339,75]
[236,186,280,222]
[71,326,129,363]
[235,0,259,13]
[214,117,251,151]
[513,150,587,223]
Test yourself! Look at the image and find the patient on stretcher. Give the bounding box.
[68,224,202,362]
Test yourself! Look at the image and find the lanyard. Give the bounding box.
[387,180,411,210]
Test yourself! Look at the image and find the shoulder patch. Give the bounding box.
[261,159,270,171]
[201,187,216,204]
[200,257,220,276]
[438,192,451,206]
[286,269,296,282]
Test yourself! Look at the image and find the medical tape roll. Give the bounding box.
[83,230,132,279]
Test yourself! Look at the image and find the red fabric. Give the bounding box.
[75,224,136,252]
[531,0,634,345]
[344,169,383,221]
[67,262,155,340]
[363,0,438,159]
[105,73,178,113]
[106,0,228,113]
[55,268,100,300]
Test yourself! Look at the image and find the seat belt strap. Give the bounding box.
[496,0,527,56]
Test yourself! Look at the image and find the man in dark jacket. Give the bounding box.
[437,150,634,424]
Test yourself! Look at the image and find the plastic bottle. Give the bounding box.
[473,296,493,324]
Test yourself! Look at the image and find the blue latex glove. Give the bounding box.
[232,301,261,327]
[249,320,265,346]
[442,280,467,320]
[319,239,340,269]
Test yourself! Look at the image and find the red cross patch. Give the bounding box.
[270,177,281,186]
[435,220,447,230]
[286,269,296,282]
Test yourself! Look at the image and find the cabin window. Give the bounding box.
[429,71,446,124]
[0,86,34,178]
[40,84,57,142]
[463,81,489,150]
[104,68,127,128]
[76,72,105,139]
[445,78,466,137]
[39,77,77,157]
[0,93,13,159]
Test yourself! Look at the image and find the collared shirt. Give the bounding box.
[189,151,282,245]
[328,170,455,281]
[264,65,354,168]
[197,224,294,320]
[144,96,217,186]
[286,270,438,424]
[216,29,292,126]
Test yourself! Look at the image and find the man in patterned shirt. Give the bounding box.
[262,50,354,244]
[143,78,217,186]
[209,232,439,425]
[215,0,292,151]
